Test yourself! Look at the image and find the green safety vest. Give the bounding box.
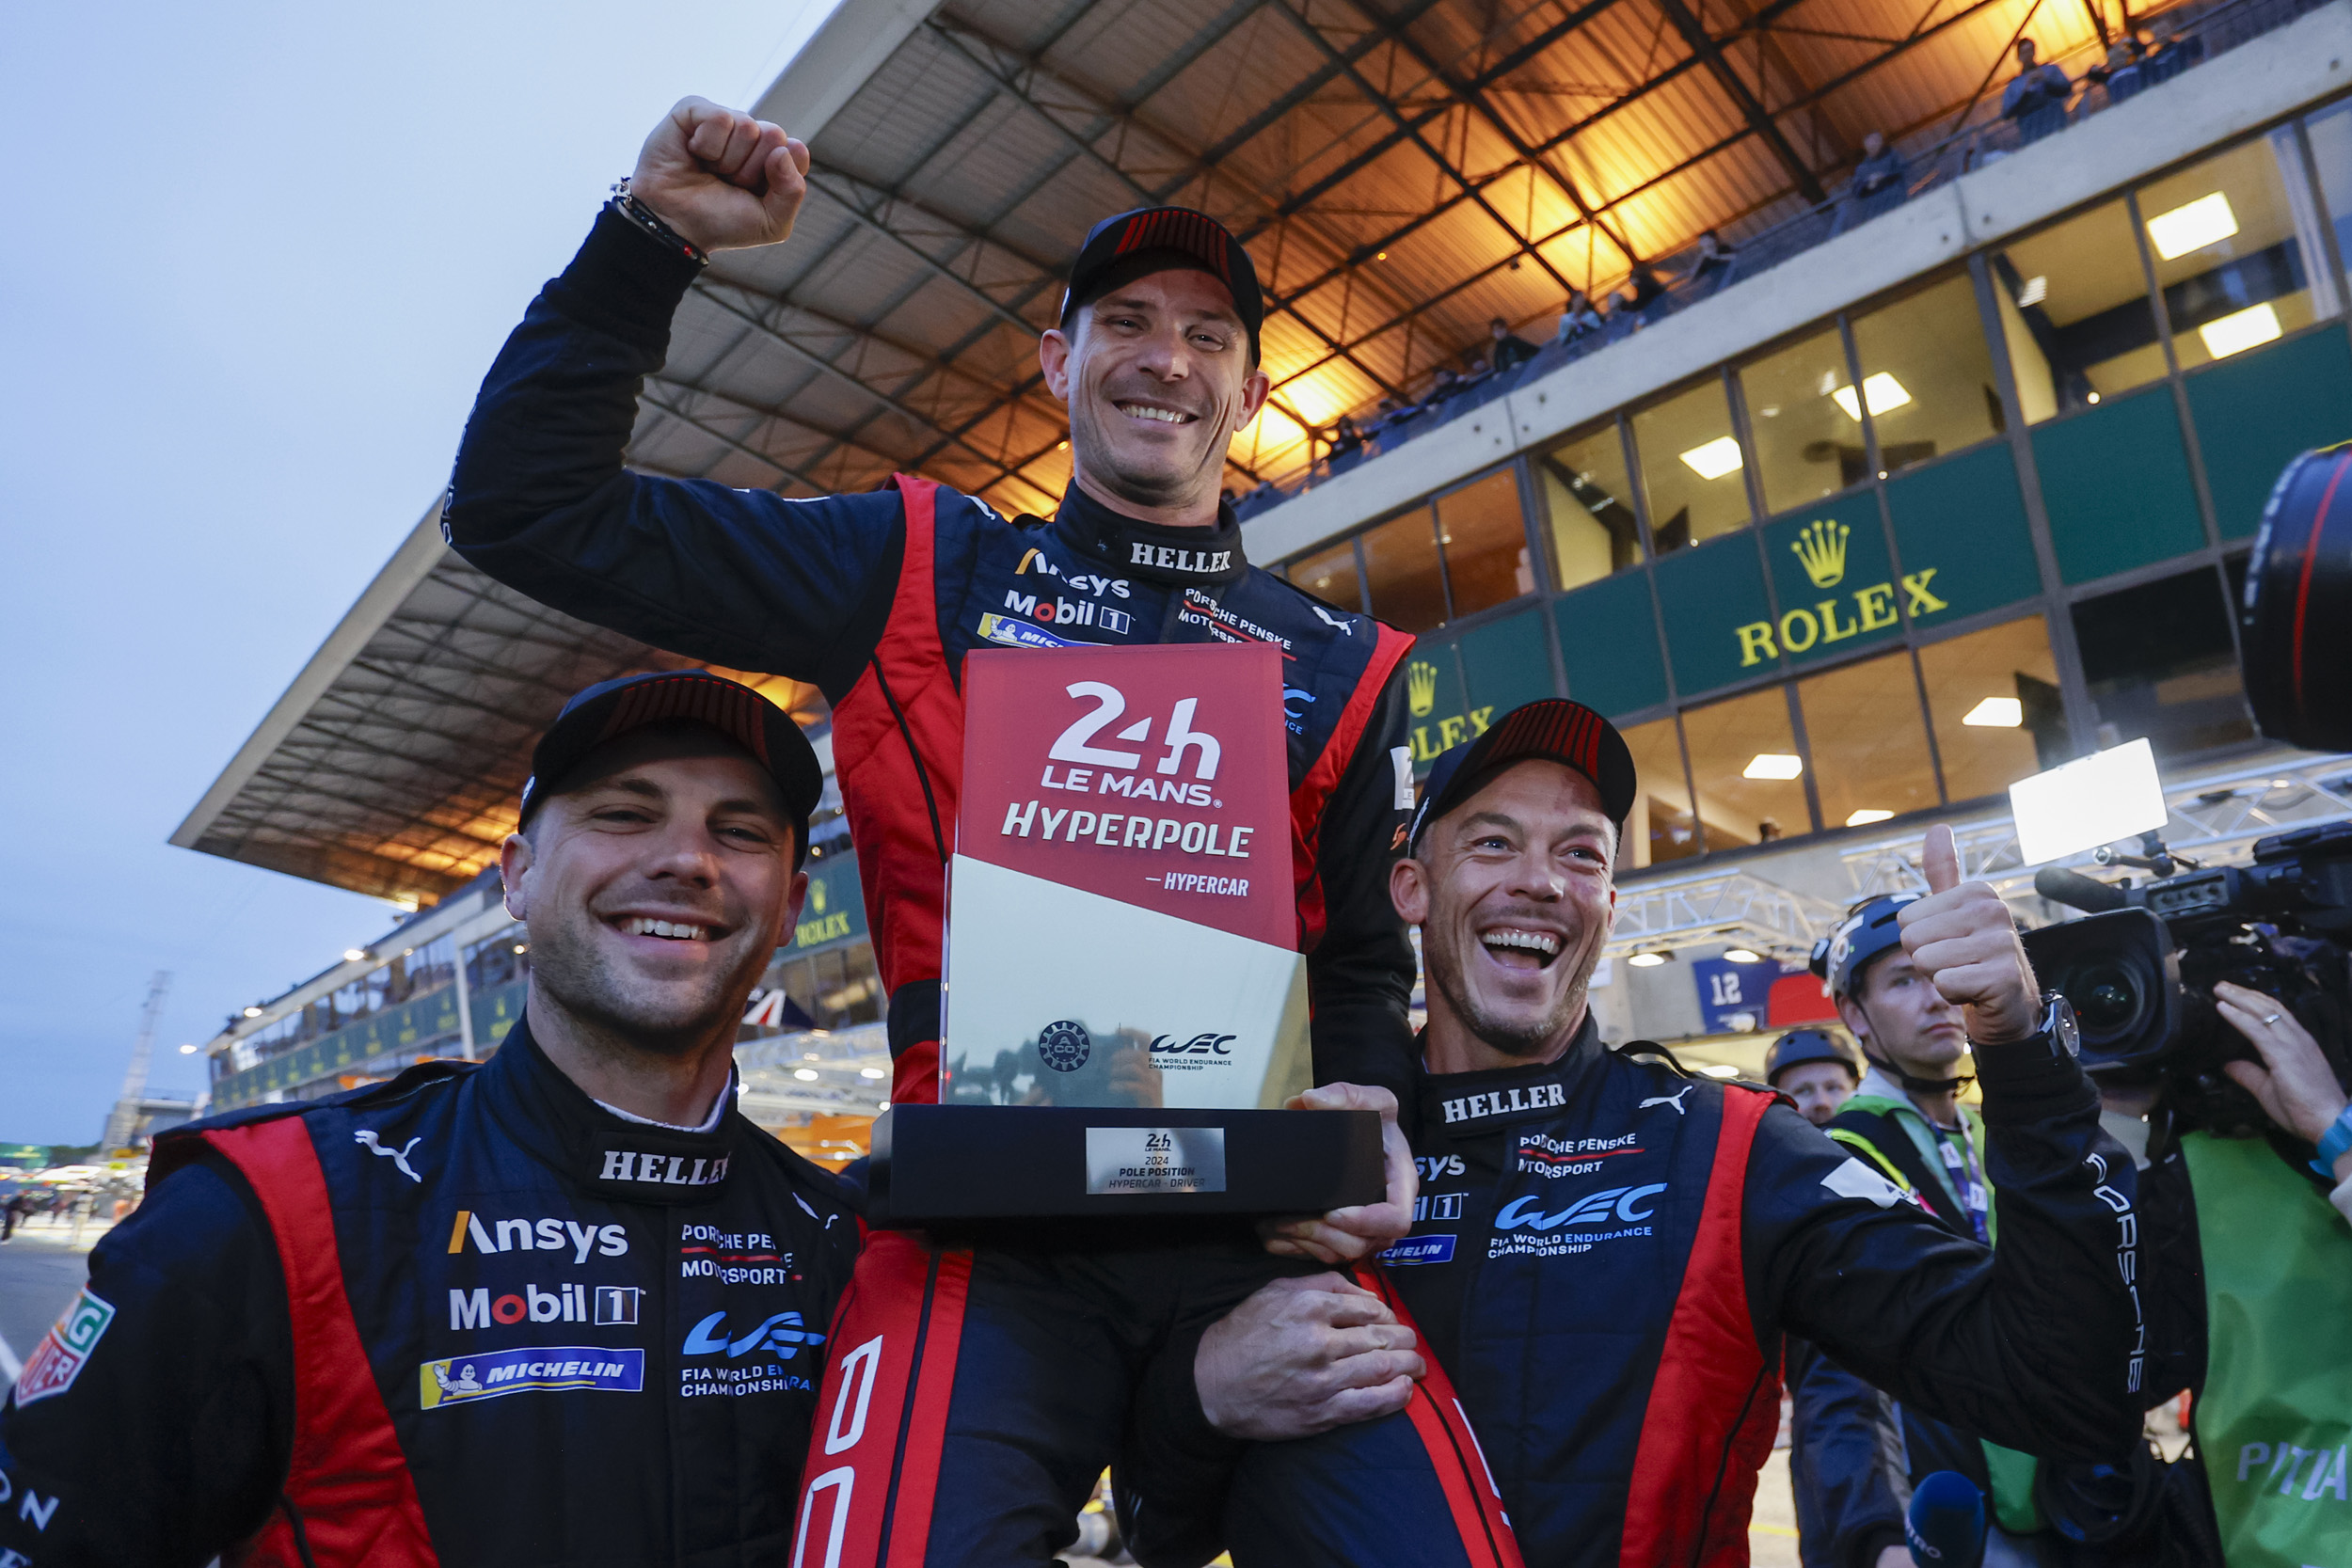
[2182,1131,2352,1564]
[1829,1094,2048,1534]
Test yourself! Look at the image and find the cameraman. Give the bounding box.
[2135,976,2352,1565]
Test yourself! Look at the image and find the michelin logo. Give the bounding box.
[978,612,1082,650]
[420,1346,644,1408]
[1382,1234,1457,1265]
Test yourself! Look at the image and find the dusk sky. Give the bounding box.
[1,0,840,1143]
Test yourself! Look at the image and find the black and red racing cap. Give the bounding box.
[1062,207,1264,360]
[1407,698,1637,852]
[518,670,824,866]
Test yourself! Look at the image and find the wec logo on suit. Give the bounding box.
[1496,1183,1668,1230]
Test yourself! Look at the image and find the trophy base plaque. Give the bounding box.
[865,1105,1385,1228]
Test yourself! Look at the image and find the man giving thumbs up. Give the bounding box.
[1246,710,2150,1568]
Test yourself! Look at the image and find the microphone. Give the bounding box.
[2034,865,2128,913]
[1905,1470,1987,1568]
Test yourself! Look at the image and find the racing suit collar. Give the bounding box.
[479,1013,740,1205]
[1417,1015,1606,1132]
[1052,483,1248,588]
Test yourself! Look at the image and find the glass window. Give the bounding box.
[1534,423,1644,592]
[1681,686,1809,850]
[1851,275,2003,475]
[1620,717,1700,870]
[1740,327,1862,515]
[2140,135,2339,373]
[1362,508,1447,632]
[1436,468,1534,618]
[1917,617,2071,801]
[1632,376,1751,552]
[1289,538,1364,615]
[2301,103,2352,297]
[1795,650,1941,828]
[2070,566,2254,758]
[1991,201,2166,421]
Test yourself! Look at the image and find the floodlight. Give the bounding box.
[1830,373,1914,421]
[1724,948,1762,963]
[861,1067,887,1079]
[1701,1063,1740,1078]
[1963,696,2024,728]
[2198,302,2281,360]
[1845,808,1895,826]
[793,1068,819,1082]
[243,1006,263,1018]
[1629,950,1668,967]
[2145,192,2238,261]
[1679,436,1744,479]
[342,947,368,962]
[2009,737,2168,864]
[1744,753,1804,780]
[178,1043,197,1054]
[2016,276,2048,307]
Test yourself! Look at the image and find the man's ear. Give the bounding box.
[1390,856,1431,925]
[499,832,533,924]
[1232,364,1271,433]
[1836,992,1871,1050]
[781,868,810,940]
[1039,326,1073,402]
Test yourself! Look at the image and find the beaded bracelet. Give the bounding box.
[609,178,709,267]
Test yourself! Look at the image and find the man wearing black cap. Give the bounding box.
[437,99,1494,1566]
[1764,1029,1862,1128]
[0,670,864,1560]
[1225,698,2147,1567]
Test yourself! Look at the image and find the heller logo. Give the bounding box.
[10,1285,116,1407]
[1129,542,1232,575]
[420,1346,644,1409]
[1038,1020,1091,1071]
[1789,519,1849,588]
[1407,660,1438,718]
[596,1150,730,1188]
[1440,1081,1567,1124]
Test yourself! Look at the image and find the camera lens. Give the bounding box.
[2052,958,2148,1045]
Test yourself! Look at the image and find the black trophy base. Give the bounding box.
[865,1105,1385,1229]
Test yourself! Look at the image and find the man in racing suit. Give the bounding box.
[0,671,865,1563]
[1217,700,2148,1568]
[439,99,1502,1566]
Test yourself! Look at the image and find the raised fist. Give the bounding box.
[629,96,811,254]
[1896,824,2042,1046]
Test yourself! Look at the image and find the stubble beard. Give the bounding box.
[1427,924,1595,1060]
[528,905,741,1063]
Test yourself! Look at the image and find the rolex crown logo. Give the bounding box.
[1790,518,1850,589]
[1407,659,1438,718]
[811,879,828,913]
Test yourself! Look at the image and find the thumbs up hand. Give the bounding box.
[1896,825,2042,1047]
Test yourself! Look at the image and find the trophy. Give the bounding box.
[866,641,1385,1226]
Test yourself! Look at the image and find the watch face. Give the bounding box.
[2048,994,2081,1057]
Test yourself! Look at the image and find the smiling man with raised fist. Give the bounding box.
[437,98,1526,1568]
[1269,702,2152,1568]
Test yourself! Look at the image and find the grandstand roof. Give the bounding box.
[179,0,2130,904]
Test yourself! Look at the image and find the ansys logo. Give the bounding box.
[1789,518,1848,589]
[1407,659,1439,718]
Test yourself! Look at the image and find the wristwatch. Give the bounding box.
[2020,990,2079,1058]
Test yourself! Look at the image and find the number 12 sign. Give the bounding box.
[944,641,1309,1111]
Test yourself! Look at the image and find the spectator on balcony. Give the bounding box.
[1426,364,1465,404]
[2000,38,2074,121]
[1848,131,1906,199]
[1326,413,1365,464]
[1554,289,1604,341]
[1488,316,1539,372]
[1679,230,1737,294]
[1625,261,1668,313]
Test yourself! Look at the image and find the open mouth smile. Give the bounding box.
[1115,400,1198,426]
[612,915,721,942]
[1479,927,1564,971]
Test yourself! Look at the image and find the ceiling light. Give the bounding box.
[1057,439,1069,451]
[243,1006,264,1018]
[1628,950,1668,967]
[2272,778,2296,788]
[2198,302,2282,360]
[2146,191,2239,260]
[1724,948,1762,963]
[1702,1063,1740,1078]
[1963,696,2025,727]
[1846,808,1895,826]
[860,1067,887,1080]
[2016,275,2048,307]
[513,943,528,955]
[1830,372,1913,421]
[1743,752,1804,780]
[1678,436,1743,479]
[793,1068,819,1082]
[1375,250,1388,261]
[343,948,368,962]
[2087,391,2101,404]
[178,1043,197,1054]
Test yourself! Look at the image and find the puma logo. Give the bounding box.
[1311,605,1355,635]
[356,1130,423,1182]
[1640,1086,1695,1116]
